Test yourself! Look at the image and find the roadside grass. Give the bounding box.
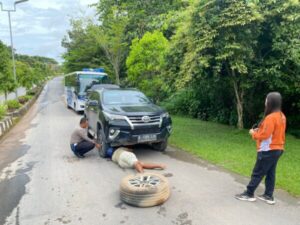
[169,116,300,196]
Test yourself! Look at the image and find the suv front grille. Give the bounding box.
[127,115,161,126]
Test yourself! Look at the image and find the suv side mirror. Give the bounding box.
[88,100,98,106]
[149,98,154,104]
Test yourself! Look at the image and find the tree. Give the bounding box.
[94,0,183,40]
[254,0,300,128]
[16,54,58,65]
[62,19,110,74]
[164,2,194,93]
[91,0,185,84]
[16,54,59,86]
[126,31,169,101]
[16,61,35,90]
[91,13,128,85]
[0,41,16,100]
[173,0,263,129]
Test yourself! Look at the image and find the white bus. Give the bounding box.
[64,68,110,112]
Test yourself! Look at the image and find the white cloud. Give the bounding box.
[0,0,98,62]
[79,0,98,5]
[28,0,63,10]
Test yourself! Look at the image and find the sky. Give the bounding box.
[0,0,98,63]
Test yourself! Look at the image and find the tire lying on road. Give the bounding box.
[120,173,170,207]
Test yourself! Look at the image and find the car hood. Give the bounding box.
[103,104,165,115]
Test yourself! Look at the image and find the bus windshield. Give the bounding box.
[79,74,109,93]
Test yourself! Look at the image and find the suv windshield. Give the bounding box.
[103,90,151,105]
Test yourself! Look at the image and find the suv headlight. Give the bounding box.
[161,112,170,118]
[103,111,127,121]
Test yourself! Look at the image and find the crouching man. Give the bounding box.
[107,146,166,173]
[70,117,100,158]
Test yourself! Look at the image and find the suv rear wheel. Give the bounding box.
[97,129,109,158]
[152,139,168,152]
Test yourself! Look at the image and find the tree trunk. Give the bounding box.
[102,46,121,85]
[4,91,7,101]
[114,62,120,85]
[232,78,244,129]
[225,64,244,129]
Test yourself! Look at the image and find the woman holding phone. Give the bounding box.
[235,92,286,205]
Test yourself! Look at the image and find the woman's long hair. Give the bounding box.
[264,92,282,117]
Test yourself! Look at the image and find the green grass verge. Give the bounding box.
[169,116,300,196]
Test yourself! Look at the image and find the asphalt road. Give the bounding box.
[0,77,299,225]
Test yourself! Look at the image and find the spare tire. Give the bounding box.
[120,173,170,207]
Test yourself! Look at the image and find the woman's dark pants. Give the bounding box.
[70,141,95,156]
[246,150,283,197]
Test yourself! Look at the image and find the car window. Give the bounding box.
[103,90,150,105]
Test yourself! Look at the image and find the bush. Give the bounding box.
[6,99,22,111]
[161,90,194,116]
[0,104,7,120]
[161,81,238,125]
[27,89,37,96]
[18,95,32,104]
[289,129,300,139]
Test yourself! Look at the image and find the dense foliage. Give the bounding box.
[16,53,59,90]
[0,104,7,120]
[126,31,169,101]
[0,40,59,99]
[0,41,15,99]
[62,0,300,130]
[5,99,21,111]
[61,19,111,75]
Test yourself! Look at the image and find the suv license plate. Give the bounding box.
[138,134,157,143]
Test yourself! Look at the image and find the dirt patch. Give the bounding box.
[172,212,192,225]
[163,173,173,177]
[157,206,167,217]
[115,202,127,210]
[56,216,72,224]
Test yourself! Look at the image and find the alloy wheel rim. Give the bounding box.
[128,175,161,188]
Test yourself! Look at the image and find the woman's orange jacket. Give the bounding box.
[252,111,286,152]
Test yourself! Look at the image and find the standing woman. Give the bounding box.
[235,92,286,205]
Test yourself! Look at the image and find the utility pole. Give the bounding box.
[0,0,29,98]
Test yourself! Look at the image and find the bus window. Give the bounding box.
[79,75,108,93]
[65,73,77,87]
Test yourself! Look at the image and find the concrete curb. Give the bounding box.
[0,117,13,137]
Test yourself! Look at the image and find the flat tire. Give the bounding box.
[120,173,170,207]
